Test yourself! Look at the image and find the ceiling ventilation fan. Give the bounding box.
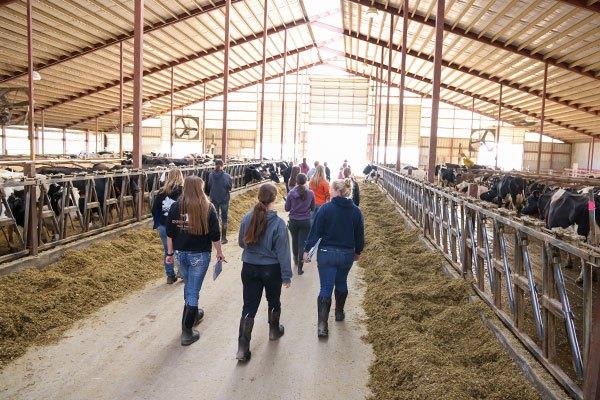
[469,128,496,153]
[0,87,29,126]
[173,116,200,140]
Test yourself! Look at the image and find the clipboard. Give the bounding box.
[306,238,322,263]
[212,260,223,281]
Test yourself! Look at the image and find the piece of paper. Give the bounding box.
[212,260,223,281]
[306,238,322,262]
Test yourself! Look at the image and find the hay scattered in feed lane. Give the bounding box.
[0,185,262,369]
[359,183,540,400]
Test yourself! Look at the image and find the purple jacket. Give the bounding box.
[285,185,315,221]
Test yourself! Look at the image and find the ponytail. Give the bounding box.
[332,178,353,198]
[244,183,278,245]
[296,173,308,201]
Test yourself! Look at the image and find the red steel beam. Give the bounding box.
[495,84,503,169]
[340,28,599,118]
[293,51,300,163]
[259,0,268,160]
[119,41,124,158]
[280,28,288,160]
[0,0,244,83]
[202,83,206,151]
[346,0,600,82]
[396,0,408,171]
[384,14,394,165]
[26,0,37,256]
[377,50,384,163]
[221,0,231,161]
[170,66,174,157]
[342,51,595,138]
[1,125,6,155]
[132,0,143,169]
[428,0,444,183]
[40,109,45,155]
[536,63,549,174]
[62,127,66,155]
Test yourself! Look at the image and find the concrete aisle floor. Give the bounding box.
[0,200,373,400]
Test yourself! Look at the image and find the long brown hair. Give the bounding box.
[160,168,183,195]
[310,165,326,187]
[244,183,278,245]
[179,175,211,235]
[296,173,308,200]
[289,165,300,188]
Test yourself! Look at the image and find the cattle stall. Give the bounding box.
[375,164,600,400]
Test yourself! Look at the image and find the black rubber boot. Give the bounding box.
[221,224,228,244]
[236,316,254,362]
[194,308,204,326]
[166,275,177,284]
[317,297,332,338]
[298,262,304,275]
[181,305,200,346]
[268,308,285,340]
[334,290,348,321]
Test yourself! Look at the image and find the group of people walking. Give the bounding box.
[152,157,364,363]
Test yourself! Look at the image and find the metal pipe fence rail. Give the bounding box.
[0,161,275,265]
[375,164,600,400]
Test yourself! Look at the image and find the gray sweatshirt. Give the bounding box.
[208,170,232,204]
[238,209,293,284]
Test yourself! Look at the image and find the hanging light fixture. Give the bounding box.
[32,71,42,81]
[366,6,379,19]
[143,100,153,109]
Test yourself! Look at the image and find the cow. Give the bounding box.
[243,166,263,186]
[456,181,489,198]
[363,164,379,182]
[479,175,526,211]
[435,164,463,187]
[400,166,427,181]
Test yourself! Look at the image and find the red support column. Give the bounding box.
[376,50,384,163]
[170,66,174,156]
[132,0,144,169]
[40,109,45,155]
[221,0,231,161]
[85,129,90,153]
[1,125,6,155]
[494,84,502,169]
[202,82,207,151]
[536,62,548,174]
[372,76,379,163]
[62,127,66,155]
[293,51,300,163]
[396,0,408,171]
[427,0,445,183]
[590,137,596,171]
[34,123,39,155]
[119,41,124,158]
[25,0,37,256]
[95,117,99,153]
[259,0,268,160]
[384,15,394,166]
[280,29,288,161]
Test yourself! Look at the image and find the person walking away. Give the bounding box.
[299,158,309,174]
[285,173,314,275]
[208,159,232,244]
[343,167,360,207]
[307,161,319,179]
[166,176,225,346]
[282,162,293,193]
[323,162,331,181]
[152,168,184,284]
[304,179,364,338]
[309,165,330,224]
[237,183,292,362]
[338,160,349,179]
[288,165,300,191]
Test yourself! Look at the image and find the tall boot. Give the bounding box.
[334,290,348,321]
[236,316,254,362]
[268,308,285,340]
[297,259,304,275]
[181,305,200,346]
[194,307,205,326]
[221,223,228,244]
[317,297,332,338]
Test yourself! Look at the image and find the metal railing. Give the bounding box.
[376,164,600,400]
[0,161,275,265]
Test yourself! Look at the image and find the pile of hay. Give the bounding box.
[359,183,540,400]
[0,186,261,368]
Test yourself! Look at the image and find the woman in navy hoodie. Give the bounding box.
[304,178,364,338]
[285,173,315,275]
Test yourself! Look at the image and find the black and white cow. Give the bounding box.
[479,175,526,211]
[363,164,379,182]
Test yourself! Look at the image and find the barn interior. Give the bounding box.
[0,0,600,399]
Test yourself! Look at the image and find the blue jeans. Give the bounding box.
[177,251,211,307]
[157,224,175,278]
[317,247,355,298]
[212,201,229,225]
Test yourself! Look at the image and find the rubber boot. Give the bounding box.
[236,316,254,362]
[297,259,304,275]
[268,308,284,340]
[194,308,204,326]
[317,297,332,338]
[221,224,228,244]
[181,305,200,346]
[334,290,348,322]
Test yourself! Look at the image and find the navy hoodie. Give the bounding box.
[305,196,364,254]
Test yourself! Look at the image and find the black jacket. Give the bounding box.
[152,186,182,228]
[166,201,221,252]
[351,179,360,207]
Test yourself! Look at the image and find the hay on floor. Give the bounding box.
[359,183,540,400]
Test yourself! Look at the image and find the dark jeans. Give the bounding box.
[241,262,282,318]
[288,218,311,267]
[211,200,229,225]
[317,247,355,298]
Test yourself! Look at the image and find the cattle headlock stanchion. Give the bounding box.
[373,164,600,400]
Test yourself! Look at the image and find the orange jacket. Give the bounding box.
[309,179,330,205]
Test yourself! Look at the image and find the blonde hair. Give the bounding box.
[332,178,353,198]
[160,168,184,195]
[179,176,211,235]
[310,165,327,186]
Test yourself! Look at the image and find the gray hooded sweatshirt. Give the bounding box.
[238,209,293,284]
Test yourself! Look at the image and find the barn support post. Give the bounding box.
[34,123,39,155]
[584,268,600,400]
[40,109,45,155]
[373,74,379,163]
[119,41,124,158]
[1,125,6,155]
[376,51,384,164]
[62,127,66,155]
[427,0,444,183]
[132,0,144,170]
[280,28,288,160]
[85,129,90,154]
[536,62,548,174]
[221,0,231,161]
[95,117,99,153]
[384,14,394,166]
[494,84,503,169]
[549,141,554,172]
[293,51,300,163]
[170,66,174,157]
[202,83,207,152]
[259,0,268,160]
[396,0,408,171]
[470,97,475,157]
[25,0,38,256]
[590,137,596,171]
